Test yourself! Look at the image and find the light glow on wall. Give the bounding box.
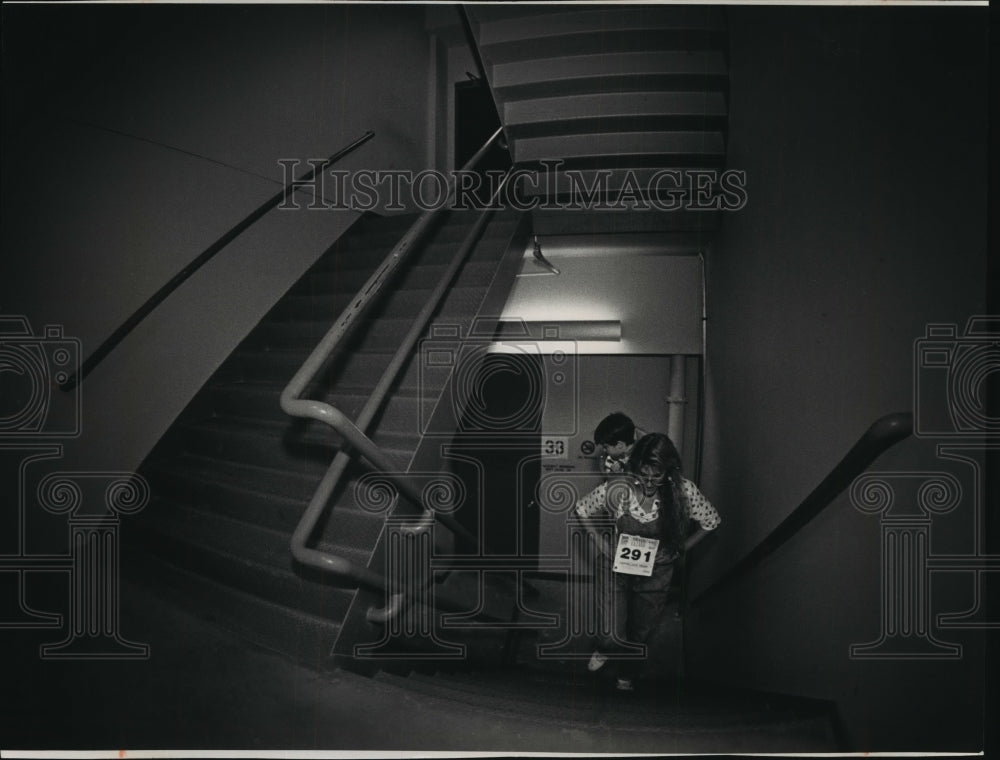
[497,235,704,355]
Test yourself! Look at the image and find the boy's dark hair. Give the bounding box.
[594,412,635,447]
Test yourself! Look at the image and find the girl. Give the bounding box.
[574,432,721,690]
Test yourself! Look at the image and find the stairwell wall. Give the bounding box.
[3,5,433,474]
[689,6,988,751]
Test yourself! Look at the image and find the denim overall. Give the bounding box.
[600,501,679,678]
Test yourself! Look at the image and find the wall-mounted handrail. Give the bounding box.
[59,130,375,391]
[690,411,913,609]
[282,128,507,589]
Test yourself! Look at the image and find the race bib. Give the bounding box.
[612,533,660,577]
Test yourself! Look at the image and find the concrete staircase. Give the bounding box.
[124,209,525,666]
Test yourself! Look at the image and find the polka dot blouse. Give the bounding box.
[574,477,721,531]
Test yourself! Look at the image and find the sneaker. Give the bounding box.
[587,651,608,672]
[615,677,635,692]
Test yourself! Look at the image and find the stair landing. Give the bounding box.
[1,578,842,753]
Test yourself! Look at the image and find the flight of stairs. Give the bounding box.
[123,208,525,667]
[462,4,730,227]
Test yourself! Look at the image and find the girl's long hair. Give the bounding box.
[628,433,689,553]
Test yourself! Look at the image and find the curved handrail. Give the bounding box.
[59,130,376,391]
[690,411,913,608]
[282,129,509,588]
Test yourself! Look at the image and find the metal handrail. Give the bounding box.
[690,411,913,609]
[281,128,507,588]
[59,130,375,391]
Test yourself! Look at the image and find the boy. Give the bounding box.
[594,412,645,475]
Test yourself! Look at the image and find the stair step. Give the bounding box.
[354,212,419,233]
[144,450,327,501]
[270,284,489,323]
[430,669,795,722]
[310,239,511,282]
[200,380,425,432]
[513,131,726,164]
[143,456,312,533]
[314,216,516,271]
[475,6,726,46]
[302,258,502,299]
[495,73,729,104]
[374,669,603,725]
[506,90,726,123]
[382,668,837,740]
[492,50,727,90]
[244,316,432,353]
[142,494,379,567]
[164,415,414,474]
[419,669,603,709]
[129,498,364,621]
[142,448,408,545]
[122,548,343,666]
[332,213,486,250]
[482,28,728,68]
[218,346,391,386]
[508,115,728,143]
[215,347,448,401]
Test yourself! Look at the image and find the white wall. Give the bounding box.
[535,354,675,556]
[500,234,703,355]
[494,234,706,555]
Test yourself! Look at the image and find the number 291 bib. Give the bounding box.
[612,533,660,577]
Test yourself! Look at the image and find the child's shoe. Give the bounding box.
[587,651,608,672]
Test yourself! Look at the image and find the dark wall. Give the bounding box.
[692,7,988,751]
[2,5,432,474]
